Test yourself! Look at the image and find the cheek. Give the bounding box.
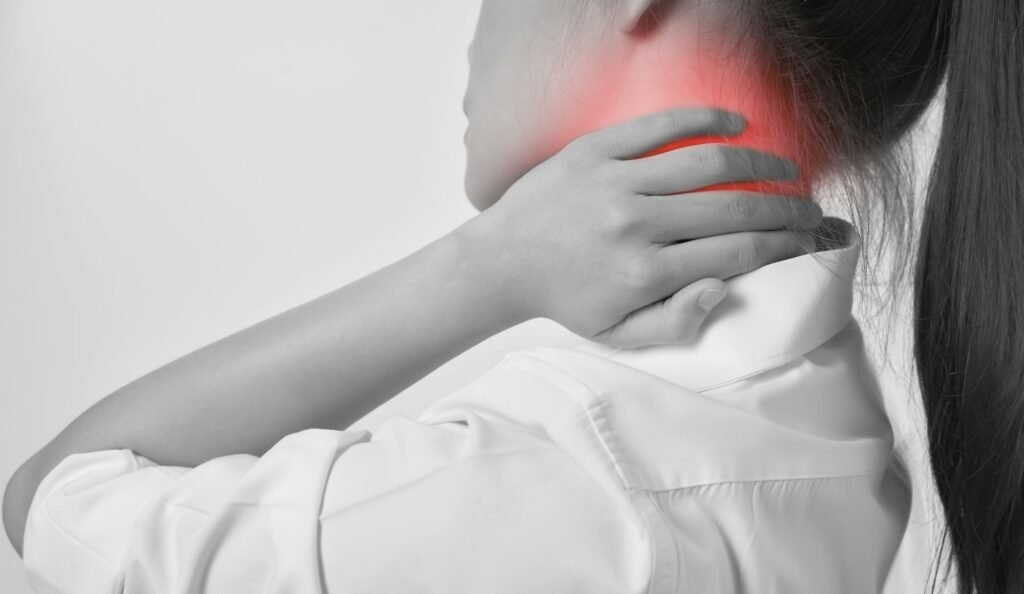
[463,5,589,209]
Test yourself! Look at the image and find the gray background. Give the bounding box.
[0,1,947,592]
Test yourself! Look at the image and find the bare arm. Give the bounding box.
[2,218,520,556]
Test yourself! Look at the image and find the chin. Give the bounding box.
[465,190,489,212]
[463,150,504,212]
[464,139,536,212]
[463,164,487,211]
[464,172,498,212]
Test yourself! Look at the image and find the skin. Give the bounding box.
[3,0,823,558]
[464,0,819,211]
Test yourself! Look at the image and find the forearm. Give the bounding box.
[4,216,522,554]
[2,219,520,557]
[60,218,521,462]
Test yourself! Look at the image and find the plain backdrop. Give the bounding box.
[0,2,947,592]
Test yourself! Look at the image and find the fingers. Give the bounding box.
[646,229,817,300]
[639,191,823,243]
[591,278,729,348]
[621,144,800,195]
[572,107,746,160]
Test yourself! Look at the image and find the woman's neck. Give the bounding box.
[553,9,819,198]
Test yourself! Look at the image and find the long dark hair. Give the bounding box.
[583,0,1021,588]
[736,0,1024,591]
[913,2,1024,592]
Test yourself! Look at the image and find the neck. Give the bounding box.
[553,11,818,198]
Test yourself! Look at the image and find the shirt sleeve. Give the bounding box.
[21,357,653,594]
[22,415,652,594]
[315,412,653,594]
[22,448,192,594]
[21,428,373,594]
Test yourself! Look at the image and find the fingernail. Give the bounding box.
[697,289,727,312]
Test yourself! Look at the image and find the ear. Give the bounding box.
[615,0,660,33]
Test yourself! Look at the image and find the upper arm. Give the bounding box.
[317,413,653,594]
[8,429,352,594]
[9,414,653,594]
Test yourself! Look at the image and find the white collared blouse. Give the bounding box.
[22,216,911,594]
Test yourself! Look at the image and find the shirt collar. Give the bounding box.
[569,216,862,392]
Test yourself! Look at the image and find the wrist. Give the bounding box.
[445,214,535,331]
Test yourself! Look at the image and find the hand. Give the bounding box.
[462,106,823,348]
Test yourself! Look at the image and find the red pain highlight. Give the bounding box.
[551,24,823,198]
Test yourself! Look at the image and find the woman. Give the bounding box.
[4,1,1019,593]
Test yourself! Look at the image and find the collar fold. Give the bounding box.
[569,216,861,391]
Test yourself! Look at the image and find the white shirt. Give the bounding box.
[22,216,911,594]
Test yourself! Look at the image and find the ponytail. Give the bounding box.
[588,0,1022,588]
[915,1,1024,592]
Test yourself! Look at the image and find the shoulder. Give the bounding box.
[319,411,655,593]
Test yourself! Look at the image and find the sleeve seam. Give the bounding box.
[502,350,661,594]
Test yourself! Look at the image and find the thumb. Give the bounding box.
[590,278,728,348]
[665,277,728,341]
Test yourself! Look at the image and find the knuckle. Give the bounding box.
[593,160,626,187]
[730,148,755,175]
[602,201,642,236]
[556,144,592,174]
[692,145,716,171]
[566,133,596,155]
[735,235,766,271]
[621,255,657,294]
[695,145,727,172]
[726,195,755,225]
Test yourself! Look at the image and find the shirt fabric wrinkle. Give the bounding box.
[21,216,913,594]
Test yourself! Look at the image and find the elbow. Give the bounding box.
[3,452,45,558]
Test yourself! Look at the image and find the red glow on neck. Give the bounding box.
[553,28,822,198]
[637,129,813,197]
